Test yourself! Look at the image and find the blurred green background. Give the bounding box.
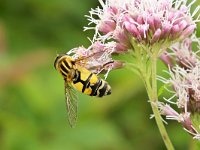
[0,0,199,150]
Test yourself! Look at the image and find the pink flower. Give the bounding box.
[160,35,199,69]
[85,0,199,54]
[159,55,200,139]
[67,41,124,77]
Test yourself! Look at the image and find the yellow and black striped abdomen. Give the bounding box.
[72,66,111,97]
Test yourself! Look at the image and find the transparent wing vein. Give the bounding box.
[65,82,78,128]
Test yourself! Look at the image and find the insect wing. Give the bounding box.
[64,82,78,128]
[74,52,114,74]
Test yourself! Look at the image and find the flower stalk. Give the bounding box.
[148,56,174,150]
[128,37,174,149]
[127,50,172,149]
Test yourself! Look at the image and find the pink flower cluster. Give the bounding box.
[159,37,200,139]
[160,36,199,69]
[66,0,199,77]
[67,42,124,77]
[85,0,199,53]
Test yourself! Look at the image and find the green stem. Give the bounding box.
[147,56,174,150]
[128,44,174,149]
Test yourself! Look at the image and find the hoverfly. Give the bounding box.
[54,54,111,127]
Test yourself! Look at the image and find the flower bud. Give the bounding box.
[180,24,196,40]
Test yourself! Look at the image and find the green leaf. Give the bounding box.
[158,84,166,97]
